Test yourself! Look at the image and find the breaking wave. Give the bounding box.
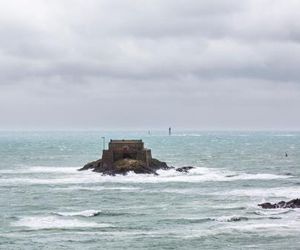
[212,215,249,222]
[253,209,296,216]
[0,166,291,186]
[53,210,101,217]
[12,216,112,230]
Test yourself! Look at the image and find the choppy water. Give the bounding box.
[0,131,300,249]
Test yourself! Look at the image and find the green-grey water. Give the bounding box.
[0,131,300,249]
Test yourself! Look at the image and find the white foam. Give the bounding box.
[53,210,101,217]
[27,166,77,173]
[12,216,111,230]
[230,173,291,180]
[0,166,291,185]
[226,221,300,233]
[213,215,248,222]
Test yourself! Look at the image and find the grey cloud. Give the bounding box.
[0,0,300,129]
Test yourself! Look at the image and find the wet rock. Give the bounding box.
[78,159,102,171]
[150,158,171,171]
[226,174,239,178]
[113,159,157,175]
[79,158,170,176]
[258,198,300,209]
[175,166,194,173]
[258,202,277,209]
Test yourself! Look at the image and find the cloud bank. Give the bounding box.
[1,0,300,129]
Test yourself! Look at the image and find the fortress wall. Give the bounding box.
[109,142,144,152]
[113,152,138,161]
[137,149,152,167]
[145,149,152,166]
[102,140,152,167]
[102,150,113,168]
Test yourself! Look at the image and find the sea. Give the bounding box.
[0,130,300,250]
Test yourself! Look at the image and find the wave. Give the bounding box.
[55,186,140,192]
[273,134,297,137]
[213,215,249,222]
[253,209,296,216]
[0,166,291,186]
[162,215,253,225]
[226,221,300,233]
[217,187,300,199]
[12,216,112,230]
[0,166,76,174]
[53,210,101,217]
[177,215,250,223]
[53,210,135,218]
[0,168,292,186]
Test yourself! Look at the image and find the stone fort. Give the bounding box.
[102,140,152,168]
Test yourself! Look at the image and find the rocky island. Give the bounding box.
[79,139,192,175]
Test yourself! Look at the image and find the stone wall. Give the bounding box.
[109,140,144,152]
[102,140,152,168]
[136,149,152,167]
[102,150,113,168]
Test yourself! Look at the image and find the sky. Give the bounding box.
[0,0,300,130]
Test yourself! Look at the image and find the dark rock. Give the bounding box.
[258,198,300,209]
[79,157,169,176]
[79,157,198,176]
[113,159,157,175]
[285,198,300,208]
[258,202,277,209]
[150,158,171,171]
[175,166,194,173]
[226,174,239,178]
[78,159,102,171]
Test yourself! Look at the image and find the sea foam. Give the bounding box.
[0,166,291,186]
[12,216,111,230]
[53,210,101,217]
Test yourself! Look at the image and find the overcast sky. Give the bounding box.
[1,0,300,130]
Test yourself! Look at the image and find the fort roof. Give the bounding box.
[110,139,143,144]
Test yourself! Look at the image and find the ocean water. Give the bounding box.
[0,131,300,250]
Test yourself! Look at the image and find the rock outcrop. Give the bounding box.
[79,158,171,175]
[78,158,196,176]
[175,166,194,173]
[258,198,300,209]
